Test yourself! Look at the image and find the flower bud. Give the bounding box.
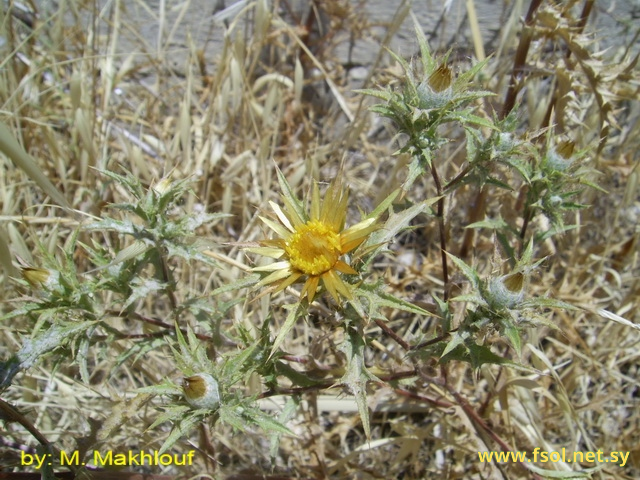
[152,177,172,196]
[556,140,575,159]
[487,272,524,309]
[545,140,575,173]
[417,63,454,109]
[21,267,51,287]
[182,373,220,409]
[427,63,453,93]
[21,267,62,293]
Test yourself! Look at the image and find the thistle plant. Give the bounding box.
[0,30,601,472]
[358,29,494,194]
[246,166,433,437]
[0,170,276,458]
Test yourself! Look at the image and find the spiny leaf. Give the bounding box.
[159,412,203,454]
[467,343,516,369]
[274,164,306,223]
[412,16,435,70]
[146,405,192,431]
[210,273,260,296]
[446,252,481,289]
[353,282,435,322]
[245,405,295,437]
[137,379,183,397]
[269,396,300,462]
[366,188,400,221]
[269,301,307,358]
[466,218,510,230]
[17,321,98,372]
[521,297,580,311]
[340,327,376,439]
[84,218,137,236]
[123,277,167,308]
[499,317,522,357]
[218,403,247,431]
[441,329,471,359]
[221,340,260,384]
[355,88,393,101]
[364,198,437,254]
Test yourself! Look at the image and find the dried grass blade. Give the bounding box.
[465,0,486,61]
[0,227,16,278]
[0,123,70,209]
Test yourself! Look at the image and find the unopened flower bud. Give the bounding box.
[21,267,51,287]
[427,63,453,93]
[556,140,575,159]
[502,272,524,293]
[152,177,172,196]
[545,141,575,172]
[21,267,62,292]
[182,373,220,409]
[417,63,454,109]
[487,272,524,309]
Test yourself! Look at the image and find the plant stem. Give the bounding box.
[409,330,454,351]
[105,310,214,341]
[519,205,533,243]
[444,384,542,478]
[540,0,595,133]
[443,163,473,192]
[393,387,455,409]
[375,318,410,351]
[159,253,179,313]
[429,160,449,300]
[500,0,544,119]
[459,186,488,259]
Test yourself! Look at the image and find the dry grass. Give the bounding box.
[0,0,638,479]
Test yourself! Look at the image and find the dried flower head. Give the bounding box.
[182,373,220,409]
[248,176,377,303]
[556,140,575,159]
[417,63,454,109]
[21,267,51,288]
[427,63,453,93]
[545,140,576,173]
[487,272,525,309]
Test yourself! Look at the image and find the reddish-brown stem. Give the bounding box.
[540,0,595,133]
[519,207,533,242]
[93,332,168,341]
[458,186,488,259]
[375,318,410,351]
[260,370,419,399]
[393,387,455,410]
[446,385,542,478]
[104,310,213,341]
[443,163,473,192]
[429,161,449,301]
[409,330,453,351]
[500,0,545,120]
[158,254,179,314]
[413,370,543,478]
[0,398,51,448]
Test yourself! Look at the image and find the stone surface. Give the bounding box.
[48,0,638,73]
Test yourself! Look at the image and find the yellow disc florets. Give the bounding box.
[285,220,341,276]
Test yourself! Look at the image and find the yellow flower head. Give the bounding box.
[248,174,377,303]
